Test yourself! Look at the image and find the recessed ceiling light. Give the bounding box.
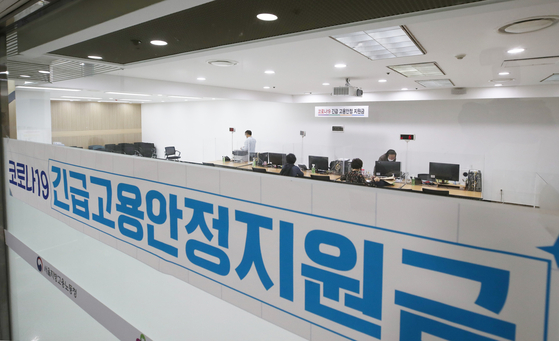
[263,86,270,89]
[120,99,152,102]
[388,62,445,77]
[197,77,206,81]
[150,40,167,46]
[38,70,50,74]
[322,83,330,86]
[331,25,425,61]
[88,55,103,60]
[24,81,34,84]
[207,60,238,67]
[401,88,408,90]
[378,79,387,83]
[415,79,455,88]
[264,70,275,74]
[499,17,558,34]
[495,84,503,87]
[540,73,559,83]
[507,48,525,54]
[257,13,278,21]
[16,86,80,91]
[62,96,102,100]
[106,91,150,96]
[499,71,510,75]
[334,63,346,68]
[79,63,85,66]
[20,75,30,78]
[157,94,163,96]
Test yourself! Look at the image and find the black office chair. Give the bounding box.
[123,144,136,155]
[252,167,267,173]
[165,146,181,161]
[311,174,330,181]
[202,162,215,167]
[88,145,104,151]
[105,144,116,152]
[422,188,449,196]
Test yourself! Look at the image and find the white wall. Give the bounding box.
[15,90,52,144]
[142,98,559,205]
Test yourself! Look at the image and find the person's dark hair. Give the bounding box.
[386,149,396,157]
[286,153,296,164]
[245,130,252,136]
[351,158,363,170]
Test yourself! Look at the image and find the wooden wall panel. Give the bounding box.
[51,101,142,148]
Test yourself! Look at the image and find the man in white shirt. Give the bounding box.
[240,130,256,160]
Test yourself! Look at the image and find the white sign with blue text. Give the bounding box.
[5,145,553,341]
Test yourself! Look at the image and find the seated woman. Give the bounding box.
[341,158,380,185]
[279,153,304,177]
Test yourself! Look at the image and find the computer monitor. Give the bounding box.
[429,162,460,182]
[375,161,401,176]
[268,153,286,166]
[257,152,269,166]
[308,155,329,172]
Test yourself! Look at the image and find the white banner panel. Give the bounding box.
[4,140,554,341]
[315,106,369,117]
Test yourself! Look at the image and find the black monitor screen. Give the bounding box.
[257,152,269,166]
[375,161,401,176]
[429,162,460,181]
[268,153,286,166]
[309,155,329,172]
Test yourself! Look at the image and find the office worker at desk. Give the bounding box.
[280,153,304,177]
[341,158,380,185]
[374,149,397,174]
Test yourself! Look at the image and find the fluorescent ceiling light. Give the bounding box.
[150,40,167,46]
[322,83,330,86]
[88,55,103,60]
[388,62,445,77]
[16,86,80,91]
[378,79,387,83]
[38,70,50,74]
[264,70,275,74]
[197,77,206,81]
[157,94,163,96]
[263,86,270,89]
[106,92,150,96]
[331,26,425,61]
[62,96,102,100]
[494,84,503,87]
[168,95,200,99]
[51,98,73,101]
[334,63,346,68]
[120,99,152,102]
[20,75,30,78]
[415,79,455,88]
[24,81,35,84]
[257,13,278,21]
[499,71,510,75]
[401,88,408,90]
[507,48,525,54]
[541,73,559,83]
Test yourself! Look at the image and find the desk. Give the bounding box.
[207,160,252,168]
[251,165,341,181]
[393,183,482,199]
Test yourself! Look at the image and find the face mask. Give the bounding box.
[388,157,395,161]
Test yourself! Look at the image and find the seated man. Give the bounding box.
[279,153,304,177]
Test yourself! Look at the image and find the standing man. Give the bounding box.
[241,130,256,160]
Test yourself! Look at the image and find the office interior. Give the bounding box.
[4,0,559,340]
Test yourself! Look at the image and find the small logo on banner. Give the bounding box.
[36,257,43,272]
[136,334,146,341]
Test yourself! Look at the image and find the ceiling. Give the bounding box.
[11,0,559,102]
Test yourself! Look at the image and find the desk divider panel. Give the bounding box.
[3,138,558,341]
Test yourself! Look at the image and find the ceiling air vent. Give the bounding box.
[502,56,559,68]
